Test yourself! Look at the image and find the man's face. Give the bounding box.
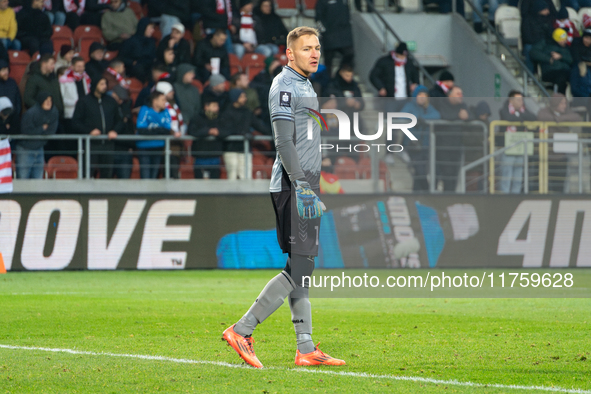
[91,49,105,61]
[416,92,428,107]
[96,79,107,95]
[557,98,567,113]
[166,91,174,101]
[73,60,85,74]
[212,32,227,48]
[241,3,253,13]
[171,28,182,42]
[509,94,524,110]
[110,0,121,10]
[237,74,249,89]
[42,59,56,75]
[442,80,454,89]
[288,34,320,76]
[556,38,567,47]
[0,67,8,81]
[339,70,353,83]
[41,96,52,111]
[584,36,591,47]
[261,0,271,14]
[114,63,125,74]
[152,69,164,82]
[448,87,463,104]
[204,102,219,114]
[154,95,167,111]
[0,0,9,11]
[212,82,225,93]
[64,50,75,62]
[145,24,155,38]
[182,70,195,84]
[32,0,43,9]
[164,49,175,65]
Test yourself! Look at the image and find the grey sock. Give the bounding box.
[289,286,315,354]
[234,271,295,337]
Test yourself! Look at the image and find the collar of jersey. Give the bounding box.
[285,65,308,81]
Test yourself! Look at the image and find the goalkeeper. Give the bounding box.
[222,26,345,368]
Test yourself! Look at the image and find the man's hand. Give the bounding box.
[90,129,101,136]
[108,130,118,139]
[378,88,387,97]
[42,124,48,130]
[459,109,469,120]
[294,180,326,220]
[551,51,562,60]
[174,131,181,138]
[209,127,219,136]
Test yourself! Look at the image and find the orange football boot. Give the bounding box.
[294,343,346,366]
[222,324,263,368]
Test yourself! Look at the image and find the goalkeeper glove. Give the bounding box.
[294,180,326,220]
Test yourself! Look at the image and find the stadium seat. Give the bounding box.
[242,53,266,81]
[51,25,74,55]
[184,30,195,56]
[8,50,31,86]
[130,156,140,179]
[191,79,204,93]
[302,0,317,18]
[334,156,358,179]
[75,25,105,61]
[229,53,242,75]
[104,50,119,61]
[275,53,288,66]
[567,7,582,31]
[495,5,521,47]
[45,156,78,179]
[126,77,144,105]
[128,1,143,19]
[152,25,162,46]
[179,155,195,179]
[358,157,389,187]
[252,152,272,179]
[275,0,299,18]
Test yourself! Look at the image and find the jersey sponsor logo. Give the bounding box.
[280,91,292,107]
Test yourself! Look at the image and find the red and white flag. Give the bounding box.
[0,139,13,193]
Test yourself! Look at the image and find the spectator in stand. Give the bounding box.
[0,0,20,50]
[119,17,157,83]
[200,0,234,55]
[472,0,501,33]
[16,92,58,179]
[146,0,190,38]
[400,85,440,192]
[103,58,129,92]
[135,90,171,179]
[59,56,90,149]
[16,0,53,56]
[537,93,583,193]
[86,42,108,84]
[220,88,269,180]
[155,81,185,178]
[563,0,591,11]
[520,0,559,72]
[80,0,111,26]
[498,90,537,194]
[24,54,64,117]
[530,28,573,94]
[253,0,288,57]
[55,45,75,70]
[315,0,354,78]
[160,47,178,80]
[0,97,12,137]
[72,77,123,178]
[193,29,231,83]
[202,73,229,110]
[188,97,225,179]
[554,7,578,45]
[0,59,21,135]
[232,0,277,59]
[173,63,201,127]
[230,72,260,115]
[250,57,282,125]
[370,42,418,109]
[110,84,134,179]
[429,70,455,100]
[436,86,471,192]
[570,29,591,101]
[133,63,172,109]
[324,63,364,115]
[157,23,191,67]
[101,0,138,51]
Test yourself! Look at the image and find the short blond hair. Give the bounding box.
[286,26,319,49]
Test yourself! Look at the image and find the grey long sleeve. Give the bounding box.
[273,119,305,182]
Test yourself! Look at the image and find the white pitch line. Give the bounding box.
[1,344,589,394]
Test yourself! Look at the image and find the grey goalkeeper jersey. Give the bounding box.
[268,66,322,192]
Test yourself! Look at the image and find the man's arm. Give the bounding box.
[272,119,305,182]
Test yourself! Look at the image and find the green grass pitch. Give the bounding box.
[1,270,590,393]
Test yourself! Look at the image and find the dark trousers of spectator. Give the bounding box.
[19,37,53,56]
[324,46,355,78]
[542,70,569,94]
[113,149,133,179]
[59,118,79,159]
[129,62,153,84]
[438,0,465,15]
[79,11,102,26]
[16,146,45,179]
[408,147,430,191]
[437,151,461,192]
[90,140,115,179]
[194,156,221,179]
[138,148,162,179]
[169,142,183,179]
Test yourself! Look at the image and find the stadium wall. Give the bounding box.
[1,194,590,271]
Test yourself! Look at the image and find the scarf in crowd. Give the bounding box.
[391,51,407,67]
[554,19,577,44]
[64,0,87,16]
[216,0,233,27]
[106,67,129,89]
[584,13,591,29]
[165,102,185,135]
[436,80,450,94]
[508,102,525,115]
[64,68,91,94]
[239,11,257,45]
[0,139,12,194]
